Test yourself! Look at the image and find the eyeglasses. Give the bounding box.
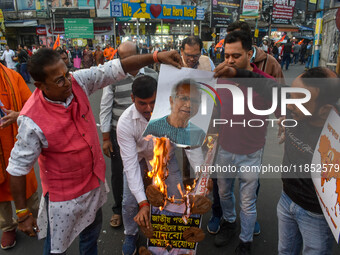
[54,72,72,87]
[183,52,201,60]
[175,95,201,105]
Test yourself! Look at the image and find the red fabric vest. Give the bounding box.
[20,78,106,202]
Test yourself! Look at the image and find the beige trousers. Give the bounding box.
[0,192,39,232]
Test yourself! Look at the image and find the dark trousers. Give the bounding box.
[212,178,223,218]
[110,129,123,215]
[19,62,30,82]
[281,53,291,70]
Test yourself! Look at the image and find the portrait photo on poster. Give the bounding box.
[143,65,217,148]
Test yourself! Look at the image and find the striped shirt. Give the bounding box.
[100,67,158,132]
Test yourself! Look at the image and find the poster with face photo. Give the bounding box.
[143,65,216,148]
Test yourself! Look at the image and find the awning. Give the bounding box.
[298,26,314,31]
[5,20,38,27]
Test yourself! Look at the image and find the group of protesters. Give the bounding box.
[1,19,340,255]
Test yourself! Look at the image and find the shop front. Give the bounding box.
[39,22,114,49]
[111,1,204,49]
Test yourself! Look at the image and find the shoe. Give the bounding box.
[214,219,237,247]
[110,214,122,228]
[235,240,252,255]
[1,229,16,250]
[253,221,260,236]
[207,216,221,234]
[122,234,138,255]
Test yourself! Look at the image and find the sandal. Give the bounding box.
[110,214,122,228]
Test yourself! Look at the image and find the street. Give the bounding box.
[3,63,340,255]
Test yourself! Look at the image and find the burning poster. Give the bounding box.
[143,65,216,148]
[143,132,218,254]
[311,109,340,242]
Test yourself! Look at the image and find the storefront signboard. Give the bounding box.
[111,1,204,20]
[155,24,170,34]
[64,18,94,38]
[272,0,296,25]
[47,22,112,36]
[78,0,95,9]
[0,0,15,11]
[18,0,36,10]
[51,0,78,8]
[210,0,240,27]
[36,0,49,17]
[0,10,5,34]
[96,0,111,17]
[240,0,260,19]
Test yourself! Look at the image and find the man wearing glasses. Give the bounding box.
[6,48,182,255]
[180,36,215,72]
[143,79,206,147]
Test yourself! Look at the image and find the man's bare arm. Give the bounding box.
[120,50,183,73]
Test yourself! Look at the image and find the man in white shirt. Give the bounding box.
[7,48,183,255]
[118,76,187,255]
[99,41,158,228]
[0,46,16,70]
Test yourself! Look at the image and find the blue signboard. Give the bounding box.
[110,1,204,20]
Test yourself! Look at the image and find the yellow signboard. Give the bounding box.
[211,33,216,38]
[254,29,259,38]
[194,26,199,36]
[0,9,5,33]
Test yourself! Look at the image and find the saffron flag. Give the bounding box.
[215,39,225,51]
[275,35,286,45]
[298,39,304,45]
[53,34,60,50]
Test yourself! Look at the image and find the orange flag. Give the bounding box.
[53,34,60,50]
[275,35,286,45]
[298,39,304,45]
[111,49,118,60]
[215,39,225,51]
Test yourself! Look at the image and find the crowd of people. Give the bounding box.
[0,20,339,255]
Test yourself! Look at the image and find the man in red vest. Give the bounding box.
[6,48,182,254]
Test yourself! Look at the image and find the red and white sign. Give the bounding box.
[36,26,47,35]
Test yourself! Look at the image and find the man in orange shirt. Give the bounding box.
[0,63,39,250]
[103,44,116,61]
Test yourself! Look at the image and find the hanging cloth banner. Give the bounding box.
[111,1,205,20]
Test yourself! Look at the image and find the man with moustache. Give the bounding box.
[6,48,182,254]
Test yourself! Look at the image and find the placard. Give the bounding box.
[148,207,201,253]
[312,109,340,242]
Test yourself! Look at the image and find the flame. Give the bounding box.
[148,137,170,205]
[148,137,200,211]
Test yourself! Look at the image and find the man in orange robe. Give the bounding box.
[0,63,38,250]
[103,44,116,61]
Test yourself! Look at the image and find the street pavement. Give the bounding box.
[2,63,340,255]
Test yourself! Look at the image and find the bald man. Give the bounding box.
[99,41,158,228]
